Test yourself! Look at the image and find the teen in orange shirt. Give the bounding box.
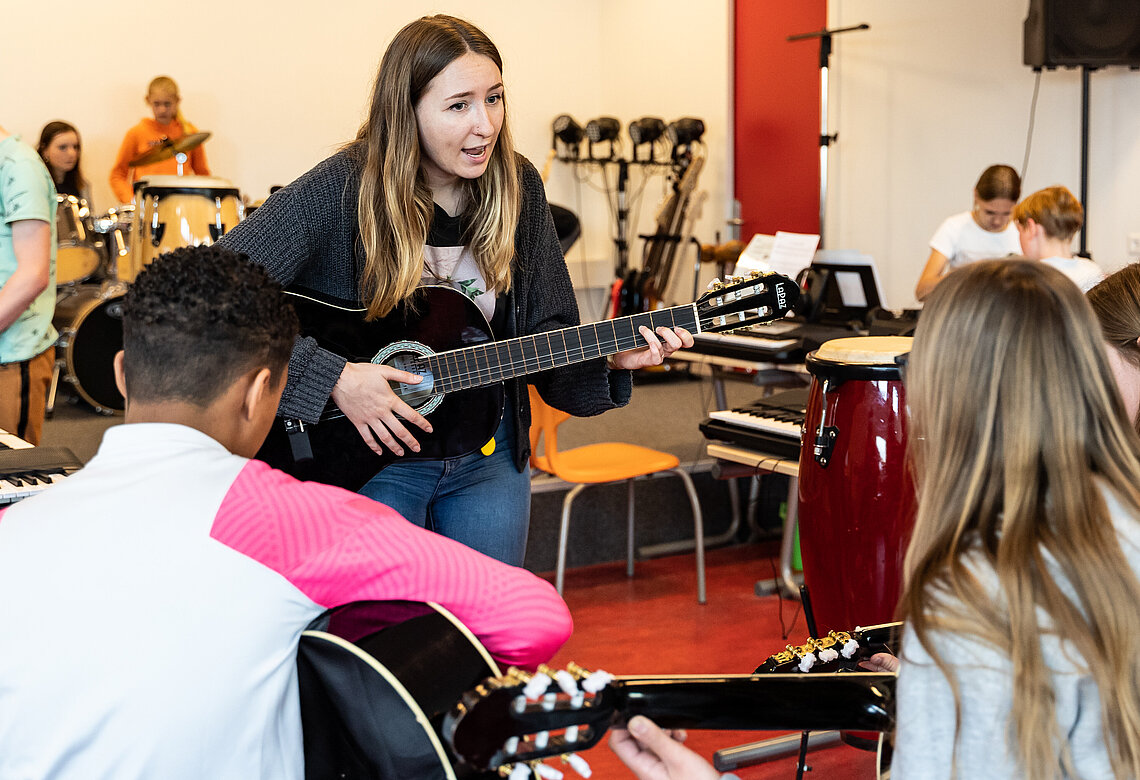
[109,76,210,204]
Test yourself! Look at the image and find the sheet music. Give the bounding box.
[768,232,820,279]
[734,234,775,276]
[835,271,868,307]
[733,232,820,281]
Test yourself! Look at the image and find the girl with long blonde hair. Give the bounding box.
[894,259,1140,778]
[219,15,690,564]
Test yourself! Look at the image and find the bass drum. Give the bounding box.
[52,284,125,413]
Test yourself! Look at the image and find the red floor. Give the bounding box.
[543,543,881,780]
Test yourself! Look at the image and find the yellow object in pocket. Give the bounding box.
[480,437,496,456]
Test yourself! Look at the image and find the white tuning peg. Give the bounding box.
[554,670,579,696]
[818,647,839,663]
[524,671,553,700]
[534,762,564,779]
[508,763,532,780]
[797,653,817,673]
[564,753,592,778]
[581,669,613,694]
[841,638,860,659]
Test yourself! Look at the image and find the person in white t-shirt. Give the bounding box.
[1013,184,1104,292]
[915,164,1022,301]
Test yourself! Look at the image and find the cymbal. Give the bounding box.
[128,131,211,167]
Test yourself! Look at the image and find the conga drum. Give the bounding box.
[797,336,916,634]
[126,176,243,282]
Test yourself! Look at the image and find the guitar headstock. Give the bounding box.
[443,663,617,777]
[754,621,901,674]
[696,271,800,333]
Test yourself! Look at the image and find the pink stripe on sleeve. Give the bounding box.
[211,461,572,668]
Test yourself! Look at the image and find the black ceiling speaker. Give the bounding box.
[1024,0,1140,68]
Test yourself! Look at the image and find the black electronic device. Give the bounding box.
[1024,0,1140,69]
[795,252,884,326]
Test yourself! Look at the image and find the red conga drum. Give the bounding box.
[797,336,916,634]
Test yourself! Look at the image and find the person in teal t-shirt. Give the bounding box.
[0,124,57,444]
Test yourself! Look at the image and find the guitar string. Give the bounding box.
[423,307,702,392]
[414,288,779,393]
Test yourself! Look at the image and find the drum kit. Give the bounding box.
[49,131,245,415]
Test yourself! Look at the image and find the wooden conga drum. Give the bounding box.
[797,336,916,634]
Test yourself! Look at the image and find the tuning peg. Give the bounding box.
[554,669,579,695]
[505,763,531,779]
[523,670,554,700]
[749,269,762,278]
[533,762,564,780]
[563,753,592,778]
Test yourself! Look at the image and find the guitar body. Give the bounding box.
[298,601,501,780]
[257,288,505,490]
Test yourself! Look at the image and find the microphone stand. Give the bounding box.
[787,23,870,248]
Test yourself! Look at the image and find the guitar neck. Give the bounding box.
[424,304,699,394]
[609,674,895,733]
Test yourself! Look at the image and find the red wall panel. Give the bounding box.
[734,0,827,239]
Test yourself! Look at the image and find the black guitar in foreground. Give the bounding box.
[259,272,799,490]
[299,601,895,780]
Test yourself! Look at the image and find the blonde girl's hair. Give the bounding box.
[1012,185,1083,241]
[147,75,197,134]
[901,259,1140,778]
[354,15,520,319]
[1088,263,1140,432]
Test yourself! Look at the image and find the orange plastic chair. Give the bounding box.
[528,386,706,603]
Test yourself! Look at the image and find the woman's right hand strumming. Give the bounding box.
[331,362,434,457]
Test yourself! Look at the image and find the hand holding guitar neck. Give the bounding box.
[608,325,694,370]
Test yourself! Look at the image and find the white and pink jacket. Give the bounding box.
[0,423,572,779]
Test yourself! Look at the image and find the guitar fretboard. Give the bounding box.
[422,305,700,394]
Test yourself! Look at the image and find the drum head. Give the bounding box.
[56,289,125,412]
[807,336,913,381]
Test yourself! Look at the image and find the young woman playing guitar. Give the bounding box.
[219,16,692,565]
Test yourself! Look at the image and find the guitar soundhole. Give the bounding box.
[373,342,443,416]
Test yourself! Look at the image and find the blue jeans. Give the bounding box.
[358,405,531,566]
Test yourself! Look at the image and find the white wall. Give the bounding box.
[0,0,732,310]
[827,0,1140,309]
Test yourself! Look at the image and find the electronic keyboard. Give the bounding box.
[699,387,809,460]
[0,440,82,505]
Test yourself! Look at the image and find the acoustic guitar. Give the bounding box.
[258,272,800,490]
[299,601,896,780]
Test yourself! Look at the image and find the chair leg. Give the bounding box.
[626,479,635,578]
[671,468,707,604]
[556,484,588,596]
